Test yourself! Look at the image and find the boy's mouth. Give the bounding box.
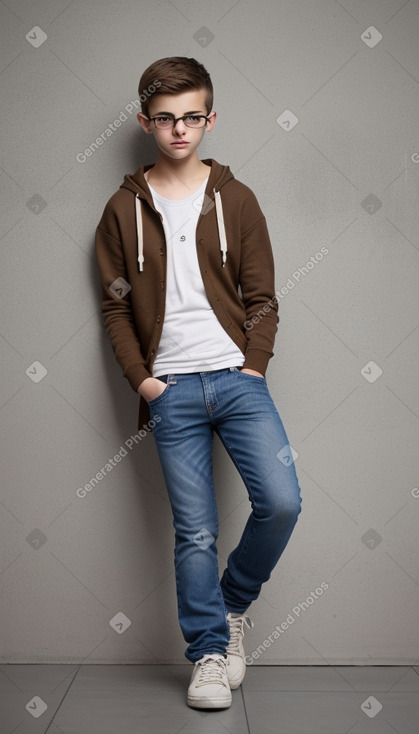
[171,141,189,146]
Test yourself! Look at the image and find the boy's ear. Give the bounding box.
[206,111,216,132]
[137,112,153,134]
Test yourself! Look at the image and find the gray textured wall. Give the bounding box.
[1,0,418,665]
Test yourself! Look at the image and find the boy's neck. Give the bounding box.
[146,151,210,197]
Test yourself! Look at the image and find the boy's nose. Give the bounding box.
[173,119,187,134]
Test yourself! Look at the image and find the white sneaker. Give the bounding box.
[226,613,254,689]
[187,654,232,709]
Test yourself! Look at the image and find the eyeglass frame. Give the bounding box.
[147,113,212,129]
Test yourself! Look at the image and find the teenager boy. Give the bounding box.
[96,56,302,710]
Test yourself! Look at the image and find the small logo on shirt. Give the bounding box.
[180,235,186,242]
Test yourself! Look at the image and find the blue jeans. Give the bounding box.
[148,367,302,662]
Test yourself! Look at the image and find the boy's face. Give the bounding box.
[137,89,216,161]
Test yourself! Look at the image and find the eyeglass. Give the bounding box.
[148,114,211,129]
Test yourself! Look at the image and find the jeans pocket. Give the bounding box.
[237,369,266,382]
[147,384,171,406]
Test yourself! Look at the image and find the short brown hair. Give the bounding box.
[138,56,213,117]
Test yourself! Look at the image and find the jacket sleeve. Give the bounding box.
[95,206,151,392]
[239,193,279,375]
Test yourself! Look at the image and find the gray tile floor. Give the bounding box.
[1,664,419,733]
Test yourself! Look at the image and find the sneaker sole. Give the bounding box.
[187,694,232,709]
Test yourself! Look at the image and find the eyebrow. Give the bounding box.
[151,110,205,116]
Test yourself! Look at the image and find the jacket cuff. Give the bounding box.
[124,363,152,392]
[242,348,272,376]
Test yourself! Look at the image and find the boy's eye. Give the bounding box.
[185,115,200,123]
[156,116,170,123]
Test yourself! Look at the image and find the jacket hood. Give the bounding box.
[119,159,234,272]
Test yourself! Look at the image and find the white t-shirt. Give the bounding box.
[148,178,245,376]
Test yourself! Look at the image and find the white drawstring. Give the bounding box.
[135,194,144,272]
[214,188,228,267]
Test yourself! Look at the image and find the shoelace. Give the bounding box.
[195,656,227,686]
[226,615,253,655]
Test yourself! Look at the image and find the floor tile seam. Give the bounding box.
[44,664,82,733]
